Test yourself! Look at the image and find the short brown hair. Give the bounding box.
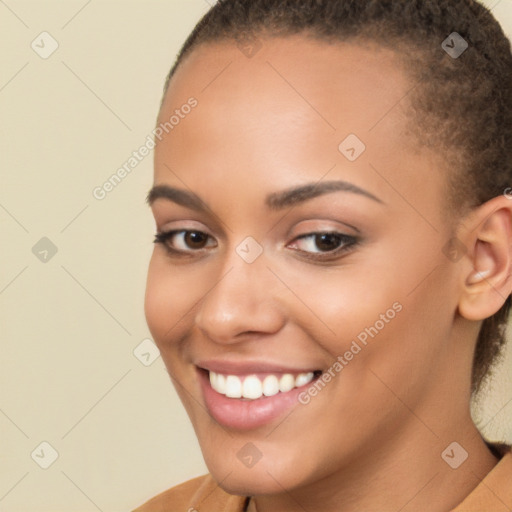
[162,0,512,393]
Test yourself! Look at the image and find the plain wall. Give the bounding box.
[0,1,511,510]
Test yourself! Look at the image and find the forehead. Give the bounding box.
[161,36,411,131]
[154,36,445,217]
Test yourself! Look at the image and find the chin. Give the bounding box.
[213,466,296,496]
[202,445,320,496]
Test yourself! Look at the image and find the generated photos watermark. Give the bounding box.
[298,301,403,405]
[92,97,198,200]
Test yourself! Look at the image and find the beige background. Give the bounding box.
[0,1,511,510]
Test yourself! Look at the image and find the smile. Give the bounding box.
[209,371,316,400]
[197,365,323,430]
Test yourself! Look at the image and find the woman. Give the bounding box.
[137,0,512,510]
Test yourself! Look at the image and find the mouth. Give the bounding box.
[208,370,321,400]
[196,364,323,430]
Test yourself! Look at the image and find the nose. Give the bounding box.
[195,256,286,344]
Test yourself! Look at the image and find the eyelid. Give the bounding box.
[288,231,357,246]
[153,218,361,262]
[286,231,360,261]
[154,228,218,256]
[286,219,360,239]
[156,219,212,234]
[151,203,228,240]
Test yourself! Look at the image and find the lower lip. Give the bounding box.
[198,369,316,430]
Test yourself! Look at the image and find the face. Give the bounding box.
[145,37,463,495]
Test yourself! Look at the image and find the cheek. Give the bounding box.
[271,254,405,352]
[280,238,454,383]
[337,270,455,413]
[144,252,200,348]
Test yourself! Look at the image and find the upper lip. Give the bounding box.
[196,359,321,375]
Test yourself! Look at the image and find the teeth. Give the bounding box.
[262,375,279,397]
[279,374,295,392]
[209,371,315,400]
[225,375,242,398]
[242,375,262,399]
[209,371,217,388]
[295,372,314,387]
[216,373,226,393]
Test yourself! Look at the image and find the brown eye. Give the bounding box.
[314,233,343,252]
[184,231,209,249]
[153,230,217,253]
[287,232,358,259]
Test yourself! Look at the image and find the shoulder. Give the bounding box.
[133,474,248,512]
[133,475,210,512]
[451,444,512,511]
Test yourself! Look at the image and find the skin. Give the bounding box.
[145,36,512,512]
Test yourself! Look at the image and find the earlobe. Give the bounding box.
[458,197,512,321]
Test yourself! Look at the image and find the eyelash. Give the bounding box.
[153,230,359,261]
[289,232,359,261]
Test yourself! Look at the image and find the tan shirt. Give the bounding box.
[134,447,512,512]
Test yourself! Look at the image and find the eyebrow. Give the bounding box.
[265,180,383,209]
[146,180,383,211]
[147,185,207,211]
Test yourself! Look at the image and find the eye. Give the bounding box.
[288,232,358,256]
[154,230,217,254]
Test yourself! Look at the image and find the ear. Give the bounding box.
[458,195,512,321]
